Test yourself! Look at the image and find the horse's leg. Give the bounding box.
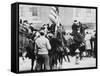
[79,47,83,60]
[59,56,63,69]
[54,54,58,69]
[22,51,27,60]
[57,57,61,69]
[31,59,34,71]
[64,49,70,62]
[62,51,66,62]
[66,53,70,62]
[57,55,60,69]
[63,55,67,62]
[61,56,63,65]
[58,52,63,69]
[80,51,82,60]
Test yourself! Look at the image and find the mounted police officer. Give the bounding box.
[71,20,84,64]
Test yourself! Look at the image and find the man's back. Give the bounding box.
[35,36,51,54]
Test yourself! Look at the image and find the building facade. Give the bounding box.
[19,5,96,30]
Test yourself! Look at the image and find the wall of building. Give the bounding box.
[19,5,96,30]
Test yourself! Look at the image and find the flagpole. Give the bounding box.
[55,7,59,37]
[49,6,60,37]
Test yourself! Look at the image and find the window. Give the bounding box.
[30,7,38,16]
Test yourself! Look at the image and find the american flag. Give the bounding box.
[49,6,60,24]
[49,6,61,36]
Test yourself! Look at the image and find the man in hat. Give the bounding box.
[35,30,51,70]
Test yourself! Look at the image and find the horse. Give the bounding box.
[48,36,67,69]
[19,25,38,71]
[48,27,70,69]
[56,31,71,68]
[67,22,86,60]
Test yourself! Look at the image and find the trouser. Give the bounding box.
[49,53,57,69]
[36,54,50,71]
[87,49,92,57]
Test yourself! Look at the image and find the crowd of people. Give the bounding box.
[19,19,96,71]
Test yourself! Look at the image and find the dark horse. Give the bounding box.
[69,22,87,60]
[56,29,70,68]
[19,25,37,71]
[47,23,70,69]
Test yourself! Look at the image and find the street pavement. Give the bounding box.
[61,56,96,69]
[19,56,96,71]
